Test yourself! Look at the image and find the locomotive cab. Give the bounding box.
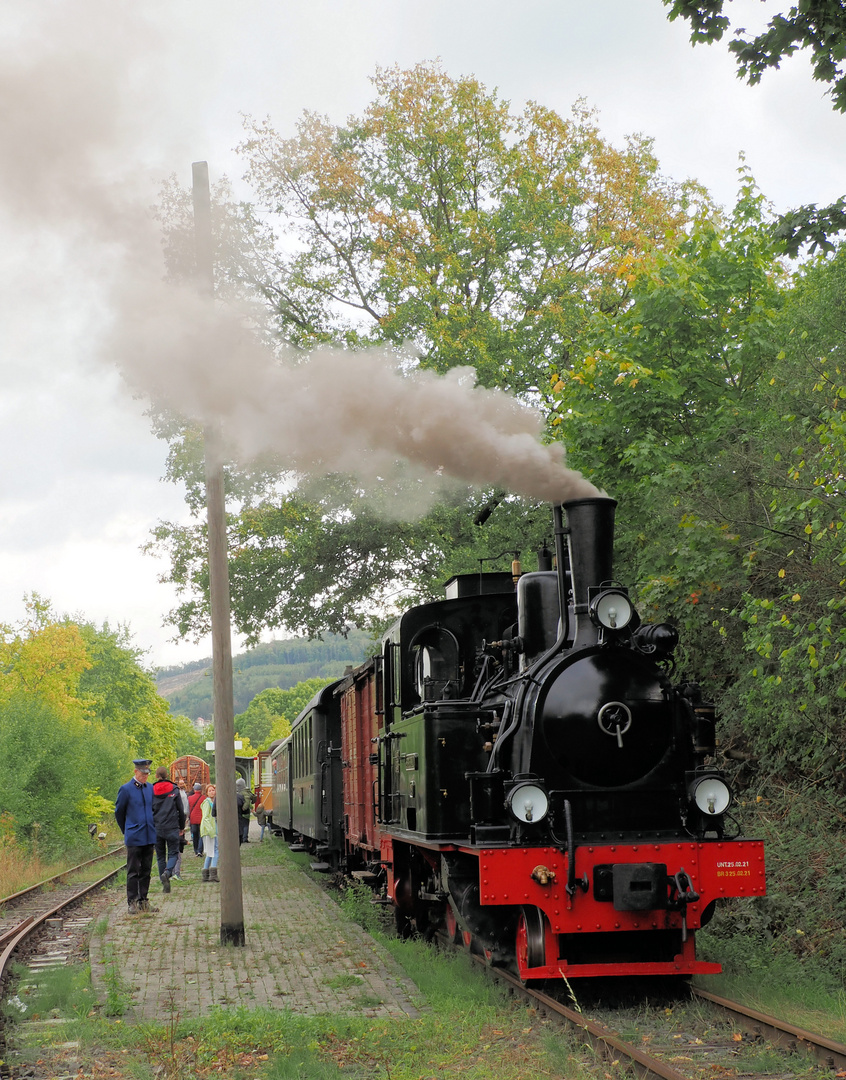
[377,580,518,842]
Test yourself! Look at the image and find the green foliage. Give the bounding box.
[171,713,205,759]
[664,0,846,113]
[0,594,91,719]
[77,622,177,764]
[549,189,846,980]
[700,787,846,981]
[162,632,372,721]
[155,481,555,641]
[553,174,787,686]
[773,198,846,256]
[234,688,289,749]
[235,678,347,748]
[663,1,846,254]
[335,879,393,936]
[0,694,124,854]
[238,62,693,389]
[0,600,179,851]
[718,245,846,783]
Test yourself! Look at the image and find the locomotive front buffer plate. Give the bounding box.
[472,838,766,979]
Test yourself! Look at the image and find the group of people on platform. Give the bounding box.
[114,757,266,915]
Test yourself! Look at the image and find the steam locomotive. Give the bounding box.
[271,497,765,980]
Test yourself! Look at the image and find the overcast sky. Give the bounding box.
[1,0,843,671]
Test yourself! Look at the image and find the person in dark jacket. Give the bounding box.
[152,766,186,893]
[187,782,205,855]
[236,776,253,843]
[115,758,157,914]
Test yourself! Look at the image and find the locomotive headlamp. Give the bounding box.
[590,588,634,632]
[506,782,549,825]
[690,774,732,816]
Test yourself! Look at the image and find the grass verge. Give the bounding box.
[8,837,596,1080]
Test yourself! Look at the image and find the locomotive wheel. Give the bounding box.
[445,902,463,945]
[516,906,546,978]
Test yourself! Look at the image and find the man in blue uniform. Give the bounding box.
[115,758,157,914]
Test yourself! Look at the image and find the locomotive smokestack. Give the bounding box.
[562,496,618,647]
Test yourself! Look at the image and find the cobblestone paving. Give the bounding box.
[89,832,422,1022]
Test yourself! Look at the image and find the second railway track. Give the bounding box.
[0,848,126,983]
[456,941,846,1080]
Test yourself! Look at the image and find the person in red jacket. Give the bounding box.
[187,782,205,856]
[152,766,186,893]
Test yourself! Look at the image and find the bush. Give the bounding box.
[0,694,124,856]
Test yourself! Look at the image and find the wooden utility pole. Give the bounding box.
[192,160,245,946]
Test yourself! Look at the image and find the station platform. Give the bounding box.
[89,824,422,1022]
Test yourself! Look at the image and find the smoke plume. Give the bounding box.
[1,2,598,511]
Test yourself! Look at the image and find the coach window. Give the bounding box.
[412,627,461,702]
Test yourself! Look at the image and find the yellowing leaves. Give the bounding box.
[0,613,90,721]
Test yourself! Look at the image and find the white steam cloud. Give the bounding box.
[110,278,598,504]
[1,2,598,510]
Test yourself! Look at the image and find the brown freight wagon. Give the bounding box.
[337,657,384,871]
[169,755,211,789]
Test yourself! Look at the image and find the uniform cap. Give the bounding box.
[133,759,152,771]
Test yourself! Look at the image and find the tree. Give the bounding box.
[233,680,336,747]
[77,622,177,766]
[238,62,695,393]
[552,171,846,799]
[235,688,290,749]
[171,713,206,759]
[0,599,180,850]
[721,244,846,784]
[551,175,789,685]
[664,0,846,111]
[0,595,91,719]
[664,1,846,253]
[0,693,124,854]
[150,63,699,641]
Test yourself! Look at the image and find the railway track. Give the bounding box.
[0,848,126,986]
[459,945,846,1080]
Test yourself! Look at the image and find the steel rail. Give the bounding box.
[0,846,125,909]
[469,953,691,1080]
[0,865,124,986]
[458,939,846,1079]
[692,986,846,1071]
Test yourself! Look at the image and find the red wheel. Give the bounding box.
[445,903,462,944]
[516,906,547,980]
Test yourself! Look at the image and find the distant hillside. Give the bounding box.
[157,632,374,722]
